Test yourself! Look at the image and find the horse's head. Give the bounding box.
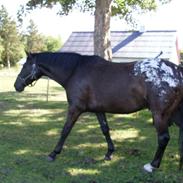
[14,52,41,92]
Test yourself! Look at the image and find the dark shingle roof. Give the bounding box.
[61,30,177,60]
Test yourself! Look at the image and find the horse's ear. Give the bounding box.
[25,50,29,56]
[25,50,32,58]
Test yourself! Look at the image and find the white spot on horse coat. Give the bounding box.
[134,58,179,96]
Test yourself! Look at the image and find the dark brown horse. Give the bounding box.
[14,52,183,173]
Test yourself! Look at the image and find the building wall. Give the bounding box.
[113,57,137,63]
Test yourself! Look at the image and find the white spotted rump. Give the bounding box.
[134,58,179,96]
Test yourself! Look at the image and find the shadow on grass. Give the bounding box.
[0,91,182,183]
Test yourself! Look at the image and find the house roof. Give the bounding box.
[60,30,178,60]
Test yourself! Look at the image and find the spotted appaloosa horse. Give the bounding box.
[14,52,183,173]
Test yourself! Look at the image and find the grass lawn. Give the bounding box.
[0,68,183,183]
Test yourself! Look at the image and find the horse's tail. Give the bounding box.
[179,126,183,170]
[154,51,163,59]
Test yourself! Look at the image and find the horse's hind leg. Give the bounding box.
[144,114,170,173]
[96,112,115,160]
[48,106,81,161]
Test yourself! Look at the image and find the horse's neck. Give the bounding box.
[38,54,79,87]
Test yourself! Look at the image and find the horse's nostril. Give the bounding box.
[15,86,23,92]
[14,83,24,92]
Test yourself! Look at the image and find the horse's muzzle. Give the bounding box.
[14,79,25,92]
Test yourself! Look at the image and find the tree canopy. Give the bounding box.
[23,20,62,52]
[24,19,47,52]
[25,0,171,15]
[0,5,24,67]
[24,0,171,25]
[0,5,62,68]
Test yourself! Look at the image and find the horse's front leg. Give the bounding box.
[48,106,81,161]
[144,114,170,173]
[96,112,115,160]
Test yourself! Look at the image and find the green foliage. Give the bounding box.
[112,0,157,24]
[0,6,62,68]
[43,36,62,52]
[26,0,95,15]
[23,19,46,52]
[23,20,62,53]
[110,0,171,26]
[0,36,4,64]
[25,0,171,20]
[0,5,24,67]
[0,7,62,67]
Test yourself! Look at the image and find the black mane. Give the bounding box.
[34,52,107,73]
[36,52,79,68]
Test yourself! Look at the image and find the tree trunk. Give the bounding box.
[7,58,10,69]
[5,43,10,68]
[94,0,112,61]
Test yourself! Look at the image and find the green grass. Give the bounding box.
[0,68,183,183]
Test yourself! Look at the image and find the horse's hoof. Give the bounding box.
[47,152,57,162]
[143,163,156,173]
[47,151,58,162]
[47,155,55,162]
[104,155,112,161]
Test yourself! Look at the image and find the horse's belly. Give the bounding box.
[85,76,147,113]
[88,95,147,114]
[106,99,146,114]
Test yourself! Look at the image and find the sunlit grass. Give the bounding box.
[67,168,100,176]
[45,128,59,136]
[0,68,182,183]
[14,149,33,155]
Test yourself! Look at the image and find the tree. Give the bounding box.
[23,20,62,52]
[43,36,62,52]
[0,37,4,65]
[21,0,171,60]
[0,5,24,67]
[24,19,46,52]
